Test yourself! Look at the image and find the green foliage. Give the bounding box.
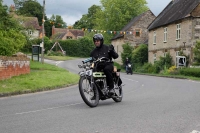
[84,31,113,44]
[95,0,148,30]
[17,0,43,25]
[0,29,26,55]
[21,36,53,54]
[179,68,200,78]
[194,40,200,63]
[0,2,27,56]
[135,52,173,74]
[47,51,64,56]
[0,61,79,94]
[73,5,101,29]
[114,62,122,70]
[150,53,173,74]
[131,44,148,70]
[168,66,179,75]
[49,14,67,28]
[58,37,94,57]
[136,62,154,73]
[121,43,134,65]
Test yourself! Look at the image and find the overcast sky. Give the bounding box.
[3,0,171,26]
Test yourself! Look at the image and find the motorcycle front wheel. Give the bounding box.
[79,76,99,107]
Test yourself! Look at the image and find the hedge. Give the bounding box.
[59,37,94,57]
[179,68,200,77]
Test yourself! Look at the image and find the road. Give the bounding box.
[0,58,200,133]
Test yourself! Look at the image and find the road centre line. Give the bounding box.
[122,77,139,82]
[0,102,83,118]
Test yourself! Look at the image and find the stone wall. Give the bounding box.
[0,54,30,80]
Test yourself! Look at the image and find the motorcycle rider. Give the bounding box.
[125,57,131,73]
[90,33,118,96]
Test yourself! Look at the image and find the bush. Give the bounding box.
[59,37,94,57]
[135,62,154,73]
[121,43,134,66]
[168,66,179,75]
[150,53,173,74]
[131,44,148,70]
[179,68,200,77]
[192,62,200,66]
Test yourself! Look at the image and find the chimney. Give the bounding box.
[52,25,55,35]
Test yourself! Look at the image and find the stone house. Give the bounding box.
[148,0,200,66]
[111,10,156,64]
[9,5,42,39]
[51,25,84,40]
[22,17,41,39]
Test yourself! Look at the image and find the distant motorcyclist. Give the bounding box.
[90,33,118,96]
[125,58,131,72]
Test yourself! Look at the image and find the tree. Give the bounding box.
[121,43,134,65]
[94,0,148,30]
[0,2,26,56]
[50,14,67,28]
[13,0,28,10]
[17,0,43,25]
[73,5,101,29]
[194,40,200,64]
[131,44,148,70]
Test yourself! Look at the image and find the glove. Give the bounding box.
[108,44,114,51]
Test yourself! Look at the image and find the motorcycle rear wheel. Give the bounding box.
[79,76,99,107]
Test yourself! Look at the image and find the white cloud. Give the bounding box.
[3,0,171,25]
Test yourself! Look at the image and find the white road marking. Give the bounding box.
[122,77,139,82]
[0,102,83,118]
[189,80,200,84]
[56,61,63,66]
[190,130,200,133]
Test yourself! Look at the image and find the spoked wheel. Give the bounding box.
[112,85,123,102]
[79,76,99,107]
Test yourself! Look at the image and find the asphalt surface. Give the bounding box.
[0,58,200,133]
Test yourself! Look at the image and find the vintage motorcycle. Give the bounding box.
[78,57,123,107]
[126,63,133,75]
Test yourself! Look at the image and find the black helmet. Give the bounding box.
[93,33,104,45]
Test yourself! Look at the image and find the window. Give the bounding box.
[164,52,167,57]
[153,31,156,44]
[28,30,33,35]
[176,24,181,40]
[176,51,179,56]
[66,36,72,39]
[135,29,141,37]
[154,54,156,62]
[164,27,167,42]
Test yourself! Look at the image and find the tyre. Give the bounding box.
[112,86,123,102]
[79,76,99,107]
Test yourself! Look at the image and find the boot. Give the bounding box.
[108,88,115,96]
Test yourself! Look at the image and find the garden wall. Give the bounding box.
[0,53,30,80]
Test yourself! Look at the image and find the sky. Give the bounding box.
[2,0,171,26]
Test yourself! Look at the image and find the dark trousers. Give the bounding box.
[103,63,114,90]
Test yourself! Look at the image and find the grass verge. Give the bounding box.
[0,61,79,97]
[44,55,79,61]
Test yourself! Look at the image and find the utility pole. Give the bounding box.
[41,0,45,64]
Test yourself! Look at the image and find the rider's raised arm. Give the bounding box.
[108,44,118,59]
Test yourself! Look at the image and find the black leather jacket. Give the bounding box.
[90,44,118,61]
